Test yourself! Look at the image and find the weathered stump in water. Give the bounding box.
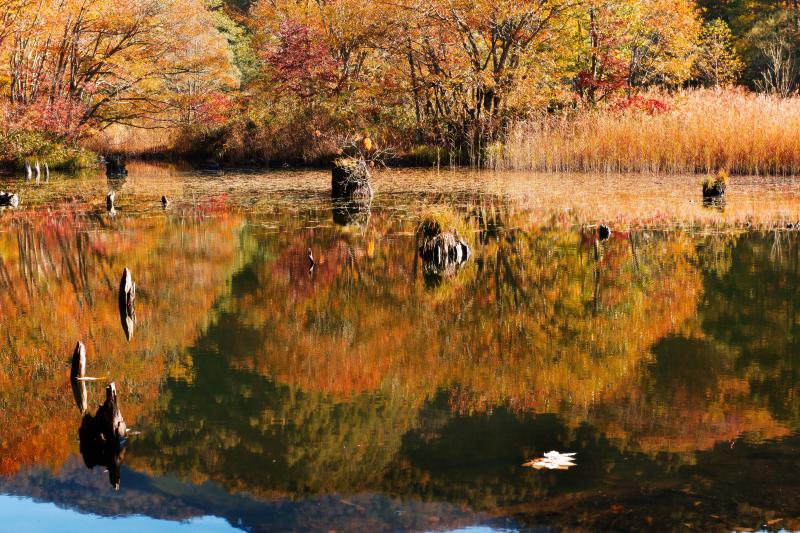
[118,268,136,341]
[332,158,373,200]
[78,382,127,489]
[105,155,128,178]
[702,181,726,197]
[106,191,115,212]
[417,215,471,282]
[161,195,169,207]
[0,191,19,207]
[598,224,611,241]
[71,341,86,380]
[702,171,728,198]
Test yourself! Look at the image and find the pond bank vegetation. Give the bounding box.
[0,0,800,175]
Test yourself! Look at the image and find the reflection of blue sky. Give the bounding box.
[0,495,243,533]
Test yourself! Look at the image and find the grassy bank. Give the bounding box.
[498,89,800,176]
[84,89,800,176]
[0,131,96,171]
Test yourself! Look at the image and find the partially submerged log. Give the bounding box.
[118,268,136,341]
[71,341,86,380]
[78,382,127,489]
[332,158,373,200]
[105,155,128,178]
[0,191,19,207]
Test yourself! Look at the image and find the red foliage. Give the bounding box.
[576,9,630,102]
[193,91,233,127]
[263,19,340,98]
[0,94,87,139]
[612,95,670,114]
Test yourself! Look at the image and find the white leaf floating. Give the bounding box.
[523,451,577,470]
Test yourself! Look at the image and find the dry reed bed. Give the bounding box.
[500,89,800,176]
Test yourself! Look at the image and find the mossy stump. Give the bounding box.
[332,158,373,199]
[417,214,471,277]
[702,171,728,198]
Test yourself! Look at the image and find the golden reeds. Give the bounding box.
[499,88,800,176]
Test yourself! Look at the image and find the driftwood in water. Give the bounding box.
[0,191,19,207]
[71,341,86,380]
[332,158,373,200]
[119,268,136,340]
[79,382,127,489]
[105,155,128,178]
[106,191,115,212]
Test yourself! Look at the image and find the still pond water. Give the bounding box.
[2,164,800,532]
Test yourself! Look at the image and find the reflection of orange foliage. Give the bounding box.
[0,204,241,475]
[216,208,704,421]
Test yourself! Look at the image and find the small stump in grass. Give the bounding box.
[332,157,373,200]
[417,211,471,279]
[702,170,728,198]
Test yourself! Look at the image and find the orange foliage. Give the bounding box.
[0,204,242,475]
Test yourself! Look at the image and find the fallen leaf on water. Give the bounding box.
[522,450,577,470]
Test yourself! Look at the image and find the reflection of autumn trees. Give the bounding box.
[589,232,798,454]
[700,232,800,426]
[7,192,800,526]
[0,204,241,476]
[128,206,707,498]
[207,207,704,417]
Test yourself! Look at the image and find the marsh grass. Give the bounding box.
[499,89,800,176]
[84,124,175,156]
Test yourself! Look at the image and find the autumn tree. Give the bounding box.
[395,0,574,153]
[0,0,237,137]
[694,19,742,86]
[577,0,701,103]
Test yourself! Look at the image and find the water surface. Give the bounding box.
[2,165,800,531]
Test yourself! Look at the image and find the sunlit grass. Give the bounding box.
[500,88,800,176]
